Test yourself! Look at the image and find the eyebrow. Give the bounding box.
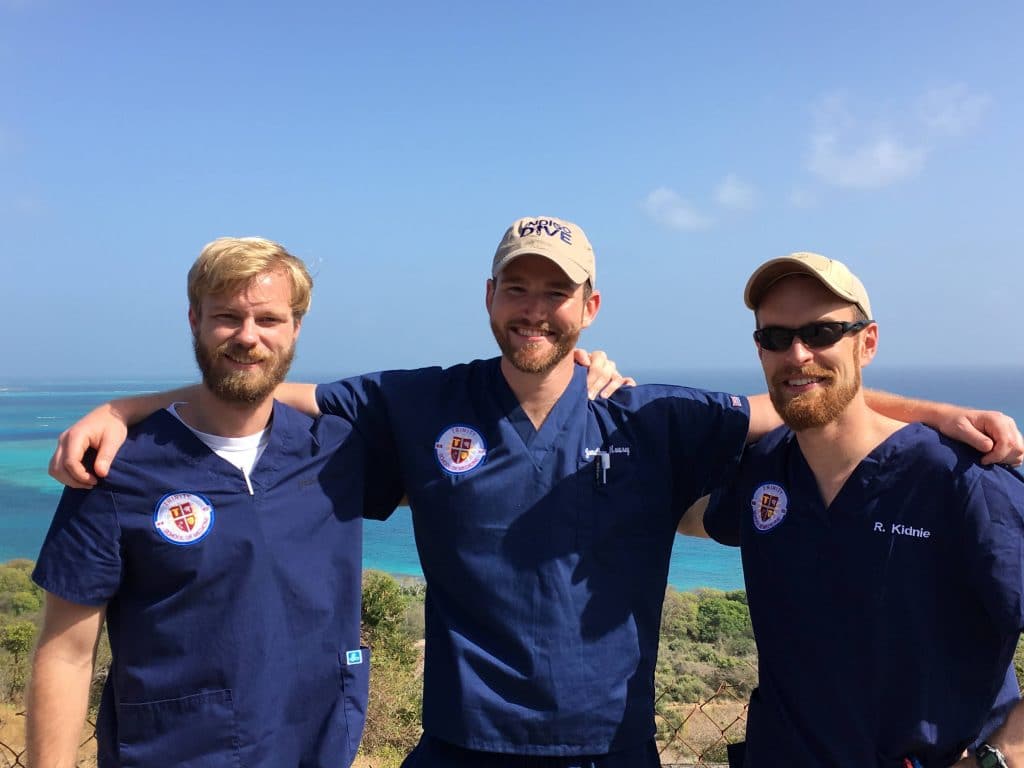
[501,274,577,291]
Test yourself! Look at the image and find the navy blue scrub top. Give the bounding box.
[34,403,370,768]
[704,423,1024,768]
[317,357,750,755]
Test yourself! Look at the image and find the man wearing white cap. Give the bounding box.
[49,226,1024,767]
[693,252,1024,768]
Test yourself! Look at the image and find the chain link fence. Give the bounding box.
[0,711,95,768]
[4,668,1022,766]
[657,680,750,767]
[3,689,752,768]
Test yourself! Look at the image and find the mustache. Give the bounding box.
[771,366,833,388]
[218,343,269,364]
[508,320,553,332]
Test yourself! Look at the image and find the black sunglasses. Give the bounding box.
[753,320,870,352]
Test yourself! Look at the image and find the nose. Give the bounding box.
[517,291,548,322]
[234,317,260,346]
[782,338,814,365]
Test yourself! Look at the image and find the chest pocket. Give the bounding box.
[577,451,665,548]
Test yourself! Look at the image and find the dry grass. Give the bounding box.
[0,701,404,768]
[0,703,97,767]
[658,697,748,765]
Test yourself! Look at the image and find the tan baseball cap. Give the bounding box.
[744,251,872,319]
[492,216,596,286]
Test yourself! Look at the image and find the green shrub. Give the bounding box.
[0,566,33,595]
[724,589,748,605]
[1,620,37,702]
[362,571,406,636]
[359,571,424,760]
[7,590,42,616]
[362,570,420,666]
[661,587,699,641]
[1,621,36,660]
[696,596,751,644]
[723,635,757,657]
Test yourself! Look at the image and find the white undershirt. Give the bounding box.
[169,403,271,495]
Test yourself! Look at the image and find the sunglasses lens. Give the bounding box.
[801,323,843,348]
[756,328,795,351]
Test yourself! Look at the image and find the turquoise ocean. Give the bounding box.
[2,367,1022,592]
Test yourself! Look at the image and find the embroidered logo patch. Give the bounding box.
[345,649,364,665]
[751,483,788,532]
[434,424,487,474]
[154,491,214,545]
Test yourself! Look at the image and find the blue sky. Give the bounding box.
[3,1,1021,382]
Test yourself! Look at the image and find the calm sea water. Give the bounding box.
[3,367,1022,591]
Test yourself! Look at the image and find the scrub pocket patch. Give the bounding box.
[117,688,239,767]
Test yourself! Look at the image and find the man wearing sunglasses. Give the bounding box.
[689,252,1024,768]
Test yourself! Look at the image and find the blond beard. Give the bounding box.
[193,336,295,404]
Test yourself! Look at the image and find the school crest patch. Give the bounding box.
[154,491,215,545]
[751,483,788,532]
[434,424,487,474]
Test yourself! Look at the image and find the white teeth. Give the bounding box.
[788,377,819,386]
[516,328,549,337]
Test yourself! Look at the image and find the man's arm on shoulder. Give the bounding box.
[27,593,105,768]
[50,381,328,489]
[744,389,1023,465]
[49,385,198,488]
[864,389,1023,466]
[573,348,636,399]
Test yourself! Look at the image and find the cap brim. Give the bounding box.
[746,257,868,311]
[493,249,591,285]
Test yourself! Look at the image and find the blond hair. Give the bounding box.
[188,237,313,320]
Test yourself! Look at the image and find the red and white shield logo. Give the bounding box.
[154,492,214,545]
[435,425,486,474]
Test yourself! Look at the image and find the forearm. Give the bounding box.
[983,698,1024,766]
[863,388,949,425]
[274,382,321,416]
[745,393,783,443]
[864,389,1024,465]
[107,385,198,425]
[27,649,94,767]
[951,697,1024,767]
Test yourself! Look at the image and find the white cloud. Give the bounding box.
[714,174,756,210]
[803,87,989,190]
[808,131,927,189]
[805,93,927,189]
[918,84,990,137]
[642,187,712,231]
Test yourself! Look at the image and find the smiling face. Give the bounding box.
[485,253,600,375]
[756,275,876,430]
[189,269,301,405]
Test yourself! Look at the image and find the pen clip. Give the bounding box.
[594,451,610,486]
